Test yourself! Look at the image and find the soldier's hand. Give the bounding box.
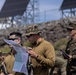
[69,55,72,58]
[0,73,4,75]
[28,50,38,58]
[69,55,72,61]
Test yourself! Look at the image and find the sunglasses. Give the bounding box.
[26,34,33,38]
[8,38,19,41]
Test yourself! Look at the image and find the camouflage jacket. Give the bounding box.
[65,38,76,60]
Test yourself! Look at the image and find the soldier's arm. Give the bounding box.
[36,43,55,68]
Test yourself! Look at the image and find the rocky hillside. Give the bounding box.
[0,18,75,47]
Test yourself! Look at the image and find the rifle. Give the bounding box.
[1,62,8,75]
[0,52,8,75]
[60,49,70,59]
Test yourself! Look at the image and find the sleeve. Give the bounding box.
[72,47,76,59]
[72,55,76,59]
[36,42,55,68]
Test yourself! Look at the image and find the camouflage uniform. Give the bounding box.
[65,22,76,75]
[65,38,76,75]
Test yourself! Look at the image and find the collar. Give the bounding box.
[36,38,44,46]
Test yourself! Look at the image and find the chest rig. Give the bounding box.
[66,39,76,56]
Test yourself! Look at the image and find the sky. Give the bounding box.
[0,0,5,11]
[0,0,63,21]
[39,0,63,22]
[39,0,63,12]
[0,0,64,27]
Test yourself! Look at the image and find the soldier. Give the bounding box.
[65,22,76,75]
[25,25,55,75]
[0,32,25,75]
[49,56,67,75]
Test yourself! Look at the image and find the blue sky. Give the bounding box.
[39,0,63,12]
[39,0,63,22]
